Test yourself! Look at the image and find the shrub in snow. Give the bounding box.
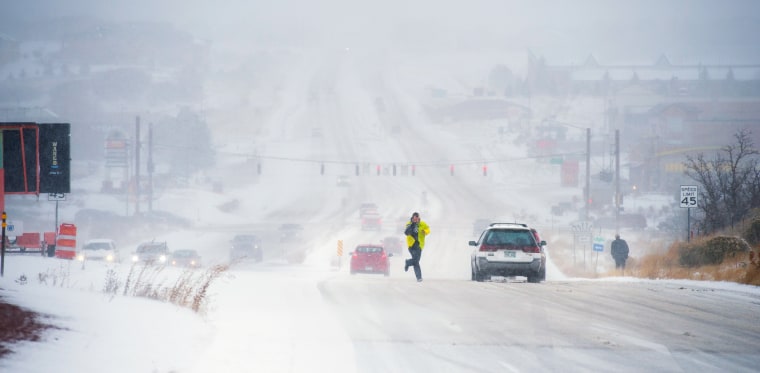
[678,236,750,267]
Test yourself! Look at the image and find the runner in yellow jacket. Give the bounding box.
[404,212,430,282]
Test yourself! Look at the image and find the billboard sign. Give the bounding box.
[39,123,70,194]
[2,123,38,193]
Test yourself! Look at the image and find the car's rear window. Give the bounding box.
[483,230,536,246]
[356,246,383,253]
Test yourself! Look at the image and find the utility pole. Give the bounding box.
[585,127,591,222]
[135,116,140,216]
[615,129,620,235]
[148,122,153,213]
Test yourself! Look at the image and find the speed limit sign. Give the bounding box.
[680,185,698,208]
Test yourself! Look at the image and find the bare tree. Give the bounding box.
[683,129,759,233]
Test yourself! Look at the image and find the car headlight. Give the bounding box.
[132,255,139,262]
[76,254,85,261]
[106,254,114,262]
[159,255,167,262]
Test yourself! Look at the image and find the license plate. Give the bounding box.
[504,251,516,258]
[365,266,373,271]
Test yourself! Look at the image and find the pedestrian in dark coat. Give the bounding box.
[611,234,629,270]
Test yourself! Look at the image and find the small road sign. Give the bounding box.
[593,236,605,252]
[680,185,698,208]
[48,193,66,201]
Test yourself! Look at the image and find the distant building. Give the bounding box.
[523,52,760,194]
[627,101,760,192]
[525,52,760,98]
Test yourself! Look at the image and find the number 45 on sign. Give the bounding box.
[680,185,698,208]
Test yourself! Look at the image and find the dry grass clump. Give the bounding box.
[633,248,679,279]
[121,262,229,314]
[27,260,229,313]
[630,236,760,286]
[36,264,72,288]
[677,235,750,267]
[745,250,760,285]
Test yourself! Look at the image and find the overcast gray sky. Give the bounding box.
[2,0,760,62]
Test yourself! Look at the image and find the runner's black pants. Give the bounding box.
[406,246,422,280]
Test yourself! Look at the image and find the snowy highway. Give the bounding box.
[3,13,760,372]
[184,48,760,372]
[175,260,760,373]
[320,274,760,372]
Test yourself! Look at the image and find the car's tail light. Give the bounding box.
[521,245,541,253]
[479,244,499,252]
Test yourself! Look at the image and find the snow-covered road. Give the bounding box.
[3,45,759,373]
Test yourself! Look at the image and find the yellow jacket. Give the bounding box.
[405,220,431,249]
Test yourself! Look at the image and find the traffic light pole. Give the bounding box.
[0,130,4,217]
[1,211,6,277]
[585,128,590,221]
[615,129,620,235]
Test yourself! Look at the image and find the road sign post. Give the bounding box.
[680,185,698,242]
[571,221,593,268]
[593,236,604,274]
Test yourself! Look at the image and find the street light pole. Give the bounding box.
[615,129,620,235]
[585,128,591,222]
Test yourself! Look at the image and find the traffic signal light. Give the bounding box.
[411,165,415,176]
[320,163,324,175]
[376,165,381,176]
[355,164,359,176]
[450,164,455,176]
[483,164,487,176]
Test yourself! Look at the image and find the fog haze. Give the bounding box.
[4,0,760,60]
[2,1,760,372]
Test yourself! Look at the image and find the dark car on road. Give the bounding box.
[381,236,404,255]
[361,213,382,230]
[132,241,170,264]
[350,244,392,276]
[278,224,304,242]
[230,234,263,262]
[170,249,202,268]
[359,203,378,217]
